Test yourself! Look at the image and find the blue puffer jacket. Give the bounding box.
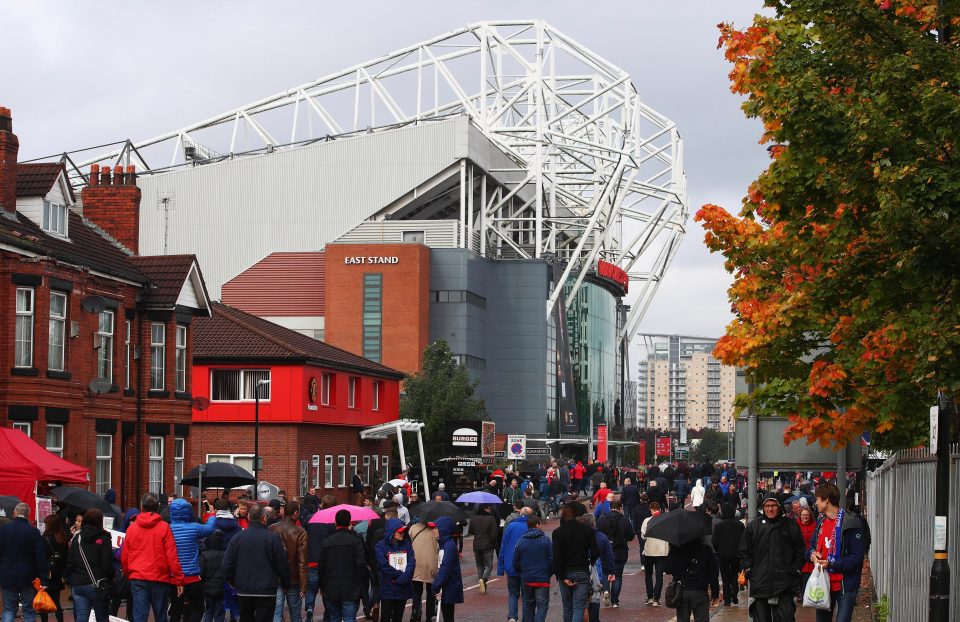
[513,527,552,584]
[497,515,528,577]
[375,518,416,600]
[169,499,217,577]
[432,517,463,604]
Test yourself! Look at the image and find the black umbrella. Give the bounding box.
[180,462,256,490]
[50,487,119,519]
[0,495,21,517]
[643,509,712,546]
[410,500,468,522]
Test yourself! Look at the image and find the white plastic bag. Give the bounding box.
[802,565,832,610]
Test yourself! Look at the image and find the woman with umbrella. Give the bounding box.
[665,536,720,621]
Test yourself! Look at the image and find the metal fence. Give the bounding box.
[865,444,960,621]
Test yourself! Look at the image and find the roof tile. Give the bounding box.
[15,163,67,198]
[128,255,206,309]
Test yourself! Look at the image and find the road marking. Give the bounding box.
[405,578,500,608]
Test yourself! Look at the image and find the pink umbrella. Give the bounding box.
[308,503,379,524]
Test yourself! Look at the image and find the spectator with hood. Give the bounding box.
[122,493,184,622]
[168,499,218,622]
[740,493,805,622]
[431,517,463,622]
[374,519,416,622]
[199,531,227,622]
[712,503,745,606]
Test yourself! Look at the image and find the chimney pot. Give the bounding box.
[89,164,100,187]
[113,165,123,187]
[0,105,18,214]
[124,164,136,186]
[0,107,11,134]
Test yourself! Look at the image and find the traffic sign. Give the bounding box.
[507,434,526,460]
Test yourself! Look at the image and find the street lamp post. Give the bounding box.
[254,379,271,496]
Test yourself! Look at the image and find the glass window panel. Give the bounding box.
[48,292,67,372]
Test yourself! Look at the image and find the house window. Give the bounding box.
[362,273,383,362]
[96,435,112,496]
[45,424,63,457]
[124,321,131,389]
[174,437,185,497]
[321,373,331,406]
[363,455,371,485]
[149,436,164,494]
[312,455,320,488]
[338,455,346,487]
[15,288,34,368]
[350,455,358,482]
[382,456,390,482]
[205,454,255,483]
[42,200,67,236]
[97,310,115,382]
[372,380,381,411]
[348,377,357,408]
[12,422,31,437]
[150,323,165,390]
[211,369,271,401]
[175,326,187,393]
[324,455,333,488]
[48,292,67,372]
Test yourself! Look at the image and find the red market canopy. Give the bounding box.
[0,427,89,514]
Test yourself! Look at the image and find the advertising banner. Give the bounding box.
[655,436,671,457]
[553,264,579,434]
[507,434,527,460]
[481,421,497,458]
[639,439,647,464]
[446,420,483,456]
[596,425,608,462]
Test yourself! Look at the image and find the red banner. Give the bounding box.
[596,425,608,462]
[639,439,647,464]
[655,436,671,457]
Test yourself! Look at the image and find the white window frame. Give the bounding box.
[348,377,357,409]
[372,380,380,411]
[96,434,112,496]
[338,455,347,487]
[42,200,68,237]
[312,455,320,488]
[175,325,187,393]
[363,455,371,486]
[321,373,331,406]
[382,456,390,482]
[204,454,255,488]
[350,455,358,483]
[151,323,165,390]
[97,310,115,382]
[324,455,334,488]
[12,422,31,437]
[174,437,185,497]
[124,320,131,389]
[45,424,64,457]
[48,291,67,372]
[149,436,164,494]
[210,369,272,402]
[15,287,34,368]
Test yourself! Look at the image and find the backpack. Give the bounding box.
[603,513,624,548]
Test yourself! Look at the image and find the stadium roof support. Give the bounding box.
[73,20,687,345]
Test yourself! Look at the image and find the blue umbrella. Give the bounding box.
[455,491,502,504]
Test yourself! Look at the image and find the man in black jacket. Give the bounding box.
[712,503,745,605]
[223,505,291,622]
[552,503,600,622]
[739,494,805,622]
[0,503,48,622]
[305,496,337,622]
[597,500,635,608]
[318,510,367,622]
[619,479,640,529]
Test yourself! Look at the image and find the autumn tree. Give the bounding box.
[698,0,960,449]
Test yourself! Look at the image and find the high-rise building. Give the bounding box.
[636,335,737,431]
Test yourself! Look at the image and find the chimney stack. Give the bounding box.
[81,163,142,254]
[0,106,18,215]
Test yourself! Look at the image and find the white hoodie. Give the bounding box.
[691,480,706,508]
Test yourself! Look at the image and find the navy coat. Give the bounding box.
[375,519,416,601]
[0,516,49,589]
[432,517,463,604]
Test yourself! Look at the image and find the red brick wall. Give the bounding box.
[81,165,141,254]
[0,108,17,215]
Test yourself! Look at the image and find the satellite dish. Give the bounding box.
[88,379,113,394]
[192,396,211,411]
[81,295,108,314]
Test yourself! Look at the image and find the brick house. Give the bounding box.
[191,302,404,503]
[0,107,211,508]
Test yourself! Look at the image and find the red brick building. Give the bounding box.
[191,302,404,502]
[0,107,211,508]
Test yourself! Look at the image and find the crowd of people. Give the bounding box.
[0,459,869,622]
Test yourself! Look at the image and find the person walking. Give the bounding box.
[675,474,691,508]
[807,483,866,622]
[796,507,817,597]
[408,520,438,622]
[374,519,416,622]
[0,502,48,622]
[269,501,307,622]
[577,514,614,622]
[512,514,551,622]
[317,510,368,622]
[691,479,706,509]
[551,504,600,622]
[640,502,669,607]
[739,494,806,622]
[665,537,720,622]
[66,509,115,622]
[41,514,69,622]
[305,495,337,622]
[169,499,218,622]
[122,493,184,622]
[619,479,640,529]
[497,508,530,622]
[712,503,745,606]
[597,500,634,608]
[468,506,499,594]
[431,517,463,622]
[199,531,227,622]
[223,504,291,622]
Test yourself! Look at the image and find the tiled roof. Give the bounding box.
[222,252,325,316]
[128,255,209,312]
[16,163,73,201]
[195,302,404,379]
[0,211,148,283]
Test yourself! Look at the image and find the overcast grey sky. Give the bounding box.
[2,1,769,353]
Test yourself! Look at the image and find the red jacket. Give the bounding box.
[121,512,184,585]
[572,463,586,480]
[798,518,817,573]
